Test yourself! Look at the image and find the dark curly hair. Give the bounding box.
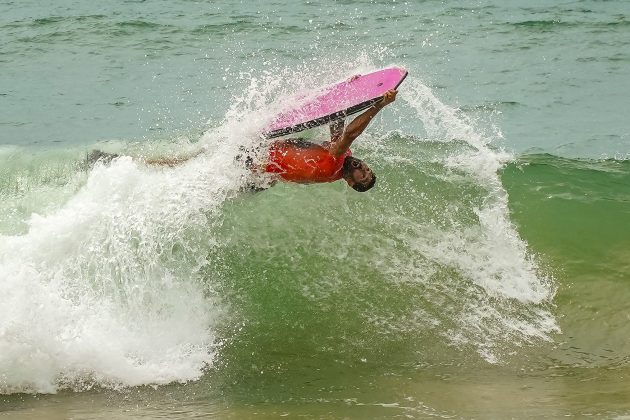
[351,173,376,192]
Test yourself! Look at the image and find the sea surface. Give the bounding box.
[1,0,629,418]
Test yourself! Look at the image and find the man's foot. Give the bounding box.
[86,150,120,167]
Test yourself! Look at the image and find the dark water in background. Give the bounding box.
[1,0,629,418]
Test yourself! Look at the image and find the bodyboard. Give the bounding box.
[263,67,408,139]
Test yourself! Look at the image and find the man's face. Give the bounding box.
[344,157,374,188]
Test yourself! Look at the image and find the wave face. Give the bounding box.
[0,64,559,394]
[502,152,630,288]
[208,77,559,379]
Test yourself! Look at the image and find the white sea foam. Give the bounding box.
[0,108,266,393]
[399,79,559,359]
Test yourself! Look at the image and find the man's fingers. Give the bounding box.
[382,89,397,104]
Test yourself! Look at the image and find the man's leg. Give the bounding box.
[86,150,120,166]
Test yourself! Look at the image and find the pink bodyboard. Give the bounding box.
[263,67,408,139]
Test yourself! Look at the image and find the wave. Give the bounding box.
[508,19,630,30]
[0,64,559,394]
[501,153,630,277]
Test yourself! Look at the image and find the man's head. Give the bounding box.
[342,156,376,192]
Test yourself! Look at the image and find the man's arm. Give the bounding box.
[328,89,397,157]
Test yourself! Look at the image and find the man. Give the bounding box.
[87,89,397,193]
[262,89,397,192]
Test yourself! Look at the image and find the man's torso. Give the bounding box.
[265,139,351,184]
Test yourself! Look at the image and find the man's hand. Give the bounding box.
[380,89,397,106]
[329,88,398,157]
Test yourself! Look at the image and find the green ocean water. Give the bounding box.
[1,0,629,418]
